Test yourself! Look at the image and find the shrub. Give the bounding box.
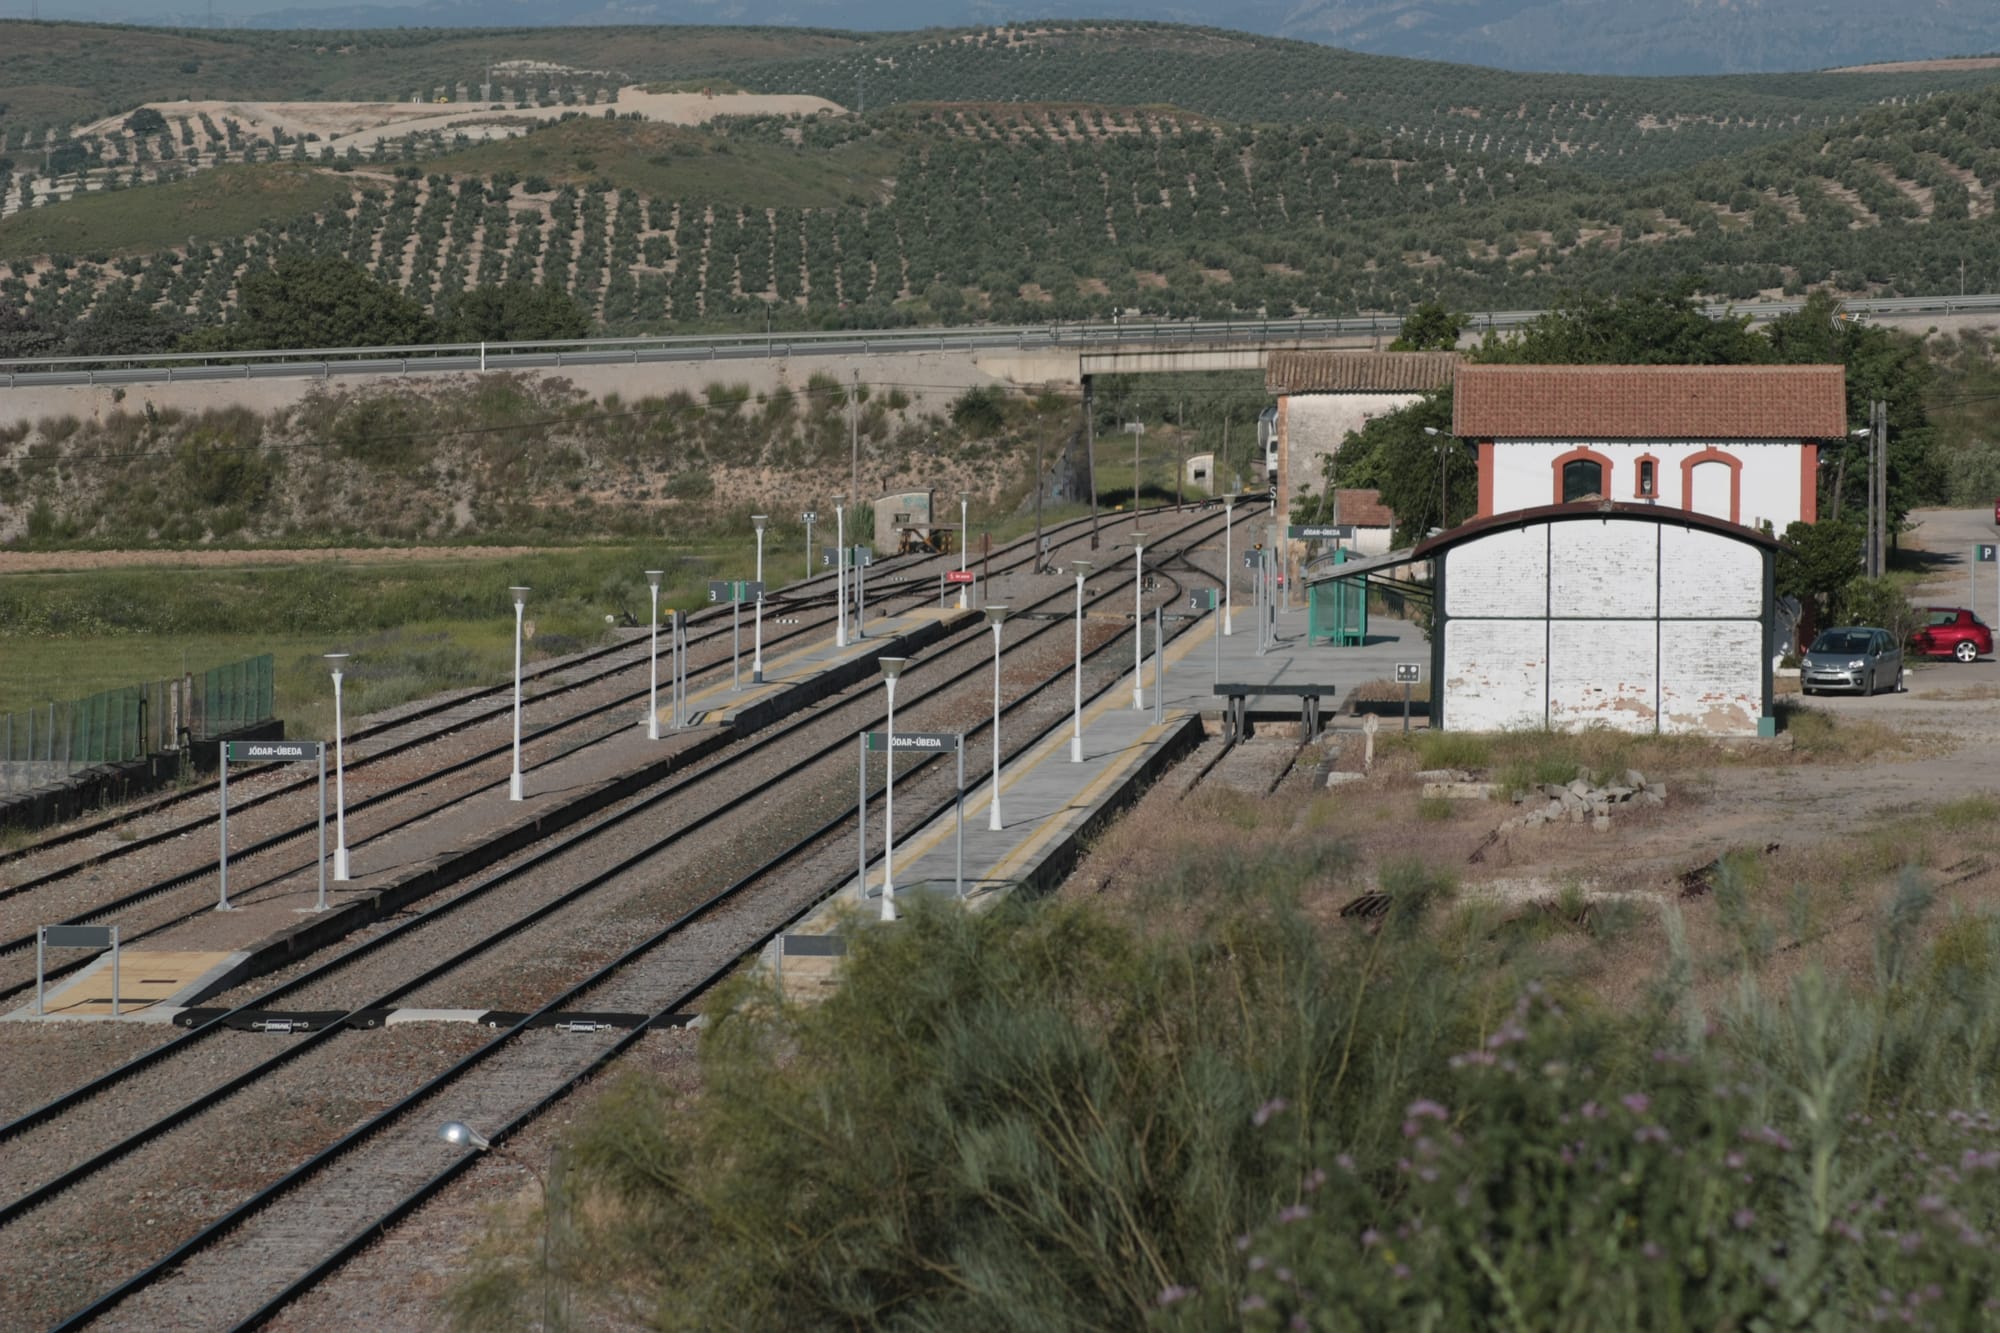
[950,384,1007,434]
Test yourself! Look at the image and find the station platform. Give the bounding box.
[765,596,1432,1000]
[1152,599,1427,730]
[7,608,977,1023]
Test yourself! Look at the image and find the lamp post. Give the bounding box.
[1422,426,1447,530]
[833,496,848,649]
[1070,560,1092,763]
[508,586,530,802]
[752,515,768,685]
[985,606,1008,830]
[644,570,663,740]
[1130,532,1147,710]
[957,490,971,608]
[1222,492,1237,636]
[878,657,907,922]
[325,653,350,881]
[439,1122,556,1329]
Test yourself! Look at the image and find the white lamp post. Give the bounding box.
[985,606,1008,830]
[833,496,848,649]
[644,570,663,740]
[878,656,908,921]
[1222,492,1237,636]
[325,653,351,881]
[1130,531,1147,710]
[1070,560,1092,763]
[752,515,768,684]
[957,490,971,608]
[508,586,530,802]
[439,1122,555,1329]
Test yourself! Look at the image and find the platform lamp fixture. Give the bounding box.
[508,586,530,801]
[439,1122,557,1329]
[1130,532,1148,711]
[752,515,769,685]
[325,653,351,881]
[958,490,971,608]
[985,606,1008,830]
[645,570,664,741]
[878,657,908,921]
[1070,560,1093,763]
[833,495,848,649]
[1222,492,1237,636]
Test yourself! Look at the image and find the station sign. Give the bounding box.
[945,570,976,585]
[821,547,875,568]
[864,731,961,752]
[707,580,764,603]
[1979,543,1997,564]
[1288,524,1356,540]
[800,510,818,523]
[1188,588,1219,611]
[225,740,324,762]
[1394,662,1423,685]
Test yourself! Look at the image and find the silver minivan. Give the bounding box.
[1801,626,1904,696]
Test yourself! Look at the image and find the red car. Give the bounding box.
[1909,607,1993,663]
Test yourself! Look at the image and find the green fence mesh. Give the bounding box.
[0,654,275,790]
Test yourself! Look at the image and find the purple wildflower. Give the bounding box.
[1620,1093,1651,1115]
[1733,1208,1756,1231]
[1407,1098,1450,1122]
[1278,1204,1312,1224]
[1240,1295,1268,1313]
[1253,1098,1290,1128]
[1157,1285,1193,1307]
[1361,1228,1381,1250]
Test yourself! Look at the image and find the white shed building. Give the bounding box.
[1415,503,1780,736]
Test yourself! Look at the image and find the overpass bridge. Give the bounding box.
[3,294,1996,427]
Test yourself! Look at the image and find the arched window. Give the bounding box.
[1562,457,1604,503]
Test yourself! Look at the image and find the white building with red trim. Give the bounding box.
[1453,364,1847,533]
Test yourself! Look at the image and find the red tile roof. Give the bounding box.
[1267,350,1459,394]
[1334,488,1396,528]
[1452,364,1848,440]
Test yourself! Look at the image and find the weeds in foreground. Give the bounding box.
[449,838,2000,1331]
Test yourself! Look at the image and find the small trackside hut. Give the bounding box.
[1415,503,1781,737]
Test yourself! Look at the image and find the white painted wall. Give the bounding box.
[1278,391,1428,528]
[1438,517,1767,735]
[1487,439,1805,533]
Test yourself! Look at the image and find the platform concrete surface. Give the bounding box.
[1152,599,1426,726]
[7,609,977,1024]
[768,622,1220,1002]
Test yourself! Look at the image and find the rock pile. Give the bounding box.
[1502,770,1666,833]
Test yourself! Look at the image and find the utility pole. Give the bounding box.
[1084,376,1099,550]
[1035,426,1046,571]
[1176,398,1185,511]
[849,371,859,513]
[1874,398,1888,579]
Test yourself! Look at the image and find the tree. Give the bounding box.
[436,282,591,343]
[1475,280,1770,367]
[1322,392,1471,544]
[66,289,188,358]
[220,255,436,352]
[1776,516,1862,645]
[1389,301,1466,351]
[123,107,167,136]
[0,306,59,359]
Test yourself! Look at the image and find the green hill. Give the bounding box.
[11,77,2000,341]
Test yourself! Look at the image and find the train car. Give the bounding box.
[873,489,946,557]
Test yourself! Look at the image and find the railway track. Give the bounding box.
[0,503,1257,1003]
[2,503,1246,1329]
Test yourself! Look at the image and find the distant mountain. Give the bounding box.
[1270,0,2000,75]
[199,0,2000,75]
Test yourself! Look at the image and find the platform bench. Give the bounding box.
[1213,683,1334,742]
